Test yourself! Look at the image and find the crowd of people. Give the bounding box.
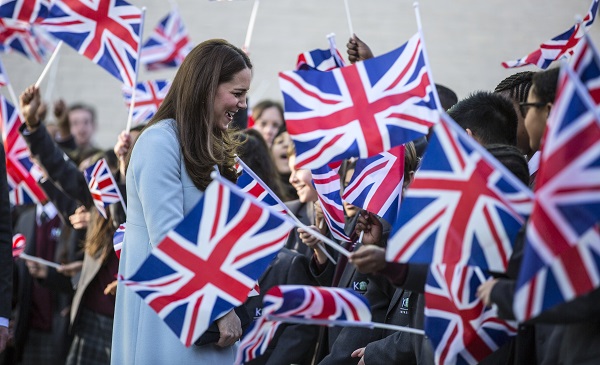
[0,33,597,365]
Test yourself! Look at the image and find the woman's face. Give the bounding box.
[271,131,291,174]
[524,86,550,152]
[288,155,318,203]
[342,168,359,218]
[213,67,252,131]
[253,106,283,146]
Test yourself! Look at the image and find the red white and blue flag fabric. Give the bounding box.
[42,0,142,87]
[502,0,599,69]
[311,163,351,242]
[343,145,405,225]
[122,79,171,127]
[513,64,600,322]
[0,95,47,205]
[571,32,600,104]
[0,0,51,24]
[280,32,439,169]
[140,9,191,71]
[296,47,345,71]
[0,18,44,62]
[236,285,371,364]
[121,179,293,347]
[235,156,287,214]
[425,264,517,365]
[386,113,533,273]
[113,222,125,258]
[12,233,26,257]
[83,158,124,219]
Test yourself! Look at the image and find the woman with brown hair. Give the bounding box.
[112,39,252,364]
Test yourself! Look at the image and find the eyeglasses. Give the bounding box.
[519,101,547,118]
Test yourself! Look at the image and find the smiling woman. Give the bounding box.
[112,39,252,364]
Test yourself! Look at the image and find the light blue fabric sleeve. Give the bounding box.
[129,122,184,247]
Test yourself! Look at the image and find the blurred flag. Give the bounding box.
[514,63,600,322]
[311,163,351,242]
[12,233,26,257]
[113,222,125,258]
[122,79,171,127]
[425,264,517,365]
[84,158,124,219]
[0,95,47,205]
[140,9,191,71]
[502,0,599,69]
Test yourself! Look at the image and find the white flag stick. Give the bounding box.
[243,0,260,53]
[19,253,61,269]
[44,51,60,102]
[126,7,147,133]
[267,315,426,335]
[343,0,354,37]
[35,41,63,88]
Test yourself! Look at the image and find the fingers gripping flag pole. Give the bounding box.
[212,172,351,258]
[126,7,146,133]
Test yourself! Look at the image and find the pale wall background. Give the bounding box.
[4,0,600,149]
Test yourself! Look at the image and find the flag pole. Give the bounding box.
[267,315,425,335]
[44,50,60,103]
[243,0,260,53]
[343,0,354,36]
[235,156,337,264]
[34,41,63,88]
[126,7,146,133]
[211,172,351,258]
[412,2,443,113]
[19,253,61,269]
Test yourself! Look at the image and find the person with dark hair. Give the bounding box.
[494,71,535,158]
[251,100,284,147]
[51,99,99,165]
[0,141,12,358]
[523,67,559,153]
[270,125,297,201]
[235,128,285,199]
[435,84,458,112]
[114,39,252,364]
[448,91,518,146]
[484,144,530,186]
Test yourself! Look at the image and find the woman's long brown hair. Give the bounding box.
[128,39,252,190]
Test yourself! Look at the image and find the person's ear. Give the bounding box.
[546,102,553,117]
[465,128,473,137]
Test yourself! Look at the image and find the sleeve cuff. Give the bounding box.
[0,317,8,328]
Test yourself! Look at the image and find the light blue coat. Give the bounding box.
[111,119,236,364]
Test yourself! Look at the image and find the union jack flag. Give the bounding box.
[502,0,599,69]
[311,163,351,242]
[279,32,439,169]
[236,285,371,364]
[12,233,26,257]
[30,24,58,57]
[0,18,44,62]
[386,113,533,273]
[571,32,600,104]
[0,95,47,205]
[42,0,142,87]
[0,0,51,23]
[296,35,346,72]
[121,180,294,347]
[140,9,191,71]
[83,158,124,219]
[122,79,171,127]
[425,264,517,365]
[235,156,287,214]
[514,64,600,322]
[113,222,125,258]
[343,145,405,225]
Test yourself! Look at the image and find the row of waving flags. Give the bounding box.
[3,1,600,364]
